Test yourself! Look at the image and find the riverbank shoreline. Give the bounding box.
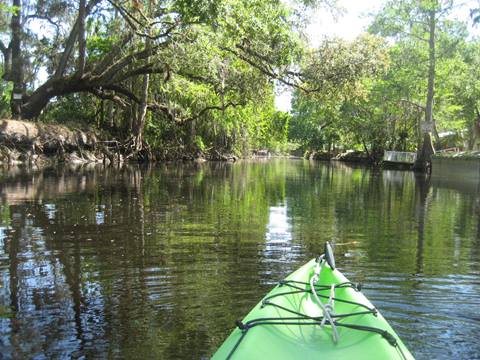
[0,119,372,167]
[0,119,112,166]
[3,119,478,173]
[0,119,240,166]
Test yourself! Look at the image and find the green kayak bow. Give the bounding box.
[213,243,414,360]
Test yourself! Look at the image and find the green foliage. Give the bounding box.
[0,66,12,117]
[301,34,389,95]
[289,93,340,151]
[290,0,480,157]
[193,135,206,152]
[41,94,97,126]
[1,0,479,158]
[289,34,390,157]
[173,0,221,23]
[0,3,19,16]
[87,35,116,61]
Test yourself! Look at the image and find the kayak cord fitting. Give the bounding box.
[310,258,339,343]
[223,252,408,360]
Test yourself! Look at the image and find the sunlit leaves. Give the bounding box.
[301,34,389,97]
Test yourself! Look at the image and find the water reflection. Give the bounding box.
[266,205,291,242]
[95,205,106,225]
[44,204,56,220]
[264,204,293,262]
[0,161,478,359]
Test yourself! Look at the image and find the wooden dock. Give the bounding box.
[383,151,417,165]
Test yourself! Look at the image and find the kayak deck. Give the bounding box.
[213,258,414,360]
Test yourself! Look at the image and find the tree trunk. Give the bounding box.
[471,107,480,150]
[21,84,56,119]
[134,72,149,152]
[10,0,23,118]
[432,119,441,148]
[133,32,151,153]
[471,116,480,150]
[77,0,87,76]
[20,77,90,119]
[413,8,436,171]
[108,101,115,128]
[0,43,12,81]
[361,139,371,162]
[6,0,102,119]
[55,0,101,79]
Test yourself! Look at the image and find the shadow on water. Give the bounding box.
[0,160,479,359]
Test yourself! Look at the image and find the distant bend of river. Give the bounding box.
[0,160,479,359]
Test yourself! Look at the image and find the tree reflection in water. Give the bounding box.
[0,160,479,359]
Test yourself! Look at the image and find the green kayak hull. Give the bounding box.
[213,259,414,360]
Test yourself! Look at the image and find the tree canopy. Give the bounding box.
[290,0,480,164]
[0,0,479,163]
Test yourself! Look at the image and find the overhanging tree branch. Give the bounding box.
[100,84,141,103]
[220,45,309,92]
[97,42,168,83]
[23,14,60,30]
[182,101,245,123]
[92,34,133,75]
[88,88,129,107]
[113,63,167,83]
[54,0,101,78]
[107,0,142,30]
[77,0,87,76]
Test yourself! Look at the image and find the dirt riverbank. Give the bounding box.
[0,119,238,166]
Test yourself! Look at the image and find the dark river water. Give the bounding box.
[0,159,479,359]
